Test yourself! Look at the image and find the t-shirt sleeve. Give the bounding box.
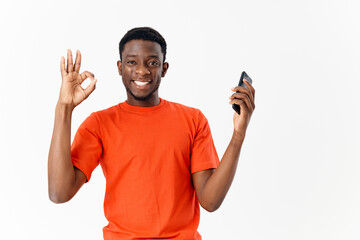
[190,110,220,174]
[71,112,103,182]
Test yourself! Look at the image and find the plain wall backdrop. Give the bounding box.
[0,0,359,239]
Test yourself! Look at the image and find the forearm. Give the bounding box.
[201,131,245,211]
[48,103,76,203]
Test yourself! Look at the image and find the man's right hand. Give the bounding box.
[49,49,94,203]
[59,49,97,109]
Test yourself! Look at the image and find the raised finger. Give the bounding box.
[74,50,81,73]
[66,49,74,72]
[60,56,66,77]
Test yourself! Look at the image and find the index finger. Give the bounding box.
[74,50,81,73]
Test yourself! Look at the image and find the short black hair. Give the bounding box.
[119,27,167,62]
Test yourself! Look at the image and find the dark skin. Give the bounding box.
[117,40,169,107]
[48,40,255,213]
[192,80,255,212]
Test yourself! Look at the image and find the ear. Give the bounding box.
[117,60,122,75]
[161,62,169,77]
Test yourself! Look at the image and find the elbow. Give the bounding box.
[49,194,71,204]
[48,177,77,204]
[201,201,221,212]
[49,197,63,204]
[206,204,220,212]
[48,188,72,204]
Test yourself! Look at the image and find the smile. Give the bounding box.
[131,80,152,90]
[134,81,150,86]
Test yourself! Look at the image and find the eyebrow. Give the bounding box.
[125,54,160,59]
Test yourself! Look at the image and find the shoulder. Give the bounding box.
[91,103,121,119]
[165,99,203,117]
[80,103,120,128]
[164,99,209,129]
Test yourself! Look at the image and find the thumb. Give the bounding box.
[83,78,97,99]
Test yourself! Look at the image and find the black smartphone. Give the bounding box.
[232,71,253,115]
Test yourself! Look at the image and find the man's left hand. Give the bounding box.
[229,79,255,137]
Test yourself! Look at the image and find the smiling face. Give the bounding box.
[117,39,169,107]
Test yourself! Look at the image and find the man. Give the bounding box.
[48,27,255,239]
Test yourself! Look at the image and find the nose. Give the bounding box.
[135,63,150,76]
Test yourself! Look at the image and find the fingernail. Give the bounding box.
[231,87,235,91]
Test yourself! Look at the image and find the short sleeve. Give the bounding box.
[190,110,220,174]
[71,112,103,182]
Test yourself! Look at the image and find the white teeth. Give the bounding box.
[134,81,150,86]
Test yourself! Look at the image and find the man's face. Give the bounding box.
[117,39,168,104]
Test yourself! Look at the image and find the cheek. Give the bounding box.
[152,69,163,78]
[123,66,134,77]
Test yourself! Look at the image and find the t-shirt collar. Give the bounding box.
[118,98,167,113]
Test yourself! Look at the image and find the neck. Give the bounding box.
[126,94,161,107]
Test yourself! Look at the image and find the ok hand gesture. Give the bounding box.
[58,50,97,109]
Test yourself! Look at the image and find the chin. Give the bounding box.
[129,91,153,101]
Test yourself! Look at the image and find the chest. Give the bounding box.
[99,112,196,175]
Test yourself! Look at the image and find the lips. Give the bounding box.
[134,80,150,86]
[131,80,151,89]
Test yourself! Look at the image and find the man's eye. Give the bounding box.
[149,61,159,66]
[127,60,136,64]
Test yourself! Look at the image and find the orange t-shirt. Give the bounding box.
[71,98,220,240]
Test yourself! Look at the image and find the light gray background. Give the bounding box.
[0,0,359,239]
